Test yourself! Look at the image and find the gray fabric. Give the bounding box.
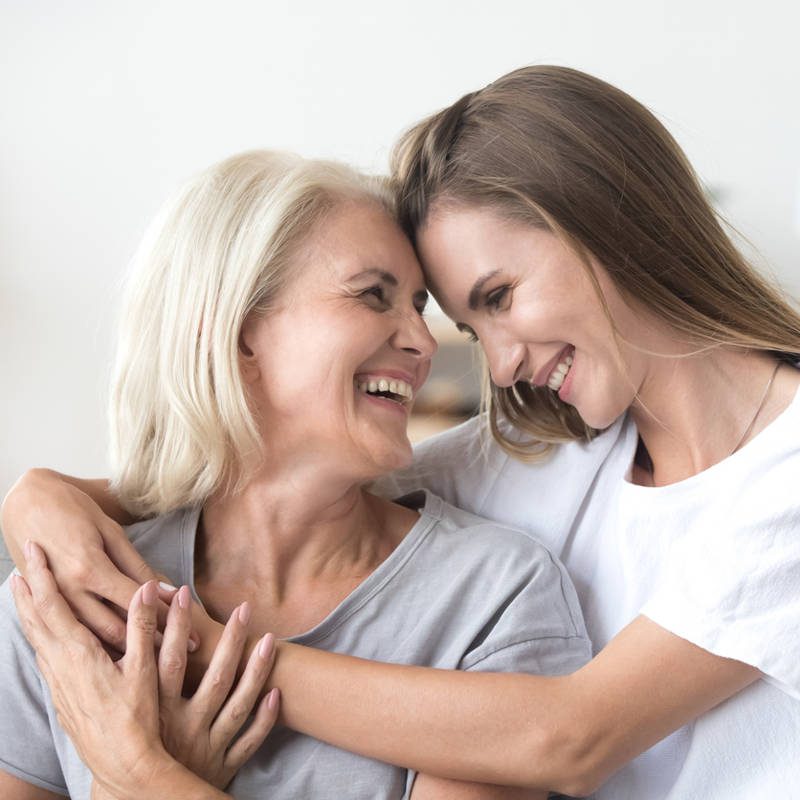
[0,527,13,583]
[0,490,590,799]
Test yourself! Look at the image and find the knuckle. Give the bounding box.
[227,702,246,724]
[238,736,259,761]
[208,670,225,690]
[69,561,94,585]
[33,593,53,616]
[131,614,157,635]
[160,653,186,676]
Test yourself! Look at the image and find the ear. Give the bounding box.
[238,315,260,382]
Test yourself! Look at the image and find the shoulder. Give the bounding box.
[415,491,588,640]
[379,414,633,554]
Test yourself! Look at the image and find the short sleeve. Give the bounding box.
[642,484,800,700]
[0,578,68,795]
[458,534,592,676]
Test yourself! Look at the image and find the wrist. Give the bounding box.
[113,747,228,800]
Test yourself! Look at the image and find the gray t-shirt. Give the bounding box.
[0,490,590,799]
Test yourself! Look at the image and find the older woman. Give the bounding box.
[0,151,588,799]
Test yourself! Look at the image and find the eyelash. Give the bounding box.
[361,286,388,305]
[485,285,511,310]
[361,285,428,317]
[457,324,479,343]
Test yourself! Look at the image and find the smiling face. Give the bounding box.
[240,200,436,481]
[416,204,658,430]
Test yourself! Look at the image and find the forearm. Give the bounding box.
[268,643,571,791]
[261,622,757,797]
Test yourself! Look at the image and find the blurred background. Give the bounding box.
[2,0,800,572]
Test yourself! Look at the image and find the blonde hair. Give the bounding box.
[110,150,392,516]
[392,65,800,460]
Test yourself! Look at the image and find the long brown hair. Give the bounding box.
[392,65,800,460]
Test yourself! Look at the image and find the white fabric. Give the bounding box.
[377,387,800,800]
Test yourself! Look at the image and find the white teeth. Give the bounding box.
[546,354,573,392]
[356,377,414,403]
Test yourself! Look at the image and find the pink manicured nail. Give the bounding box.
[178,585,190,609]
[258,633,275,660]
[267,687,280,711]
[142,580,158,606]
[238,601,251,626]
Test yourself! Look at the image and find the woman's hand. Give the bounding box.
[11,542,257,799]
[1,468,191,653]
[157,586,280,788]
[10,542,176,797]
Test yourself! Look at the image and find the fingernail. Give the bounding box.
[142,580,158,606]
[258,632,275,660]
[267,687,280,711]
[24,540,32,561]
[187,638,199,653]
[159,581,177,593]
[178,585,190,609]
[238,601,251,626]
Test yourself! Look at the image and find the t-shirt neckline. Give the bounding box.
[180,489,442,644]
[621,378,800,496]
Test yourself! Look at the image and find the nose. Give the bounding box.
[393,310,438,360]
[483,337,526,388]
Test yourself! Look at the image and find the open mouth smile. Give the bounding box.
[355,375,414,407]
[547,348,574,392]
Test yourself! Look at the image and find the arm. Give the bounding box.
[0,772,65,800]
[264,619,757,796]
[0,470,759,795]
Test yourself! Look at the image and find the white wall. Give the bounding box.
[2,0,799,512]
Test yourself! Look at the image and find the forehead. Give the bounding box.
[415,205,514,299]
[296,200,424,286]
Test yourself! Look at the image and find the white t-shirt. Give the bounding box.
[378,386,800,800]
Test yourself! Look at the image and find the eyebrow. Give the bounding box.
[347,268,399,287]
[468,270,501,311]
[348,268,429,308]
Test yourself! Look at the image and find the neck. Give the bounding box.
[630,347,793,485]
[196,463,406,616]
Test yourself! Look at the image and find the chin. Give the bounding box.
[368,436,414,476]
[574,396,630,430]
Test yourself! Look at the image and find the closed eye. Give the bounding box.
[456,323,478,342]
[485,285,511,311]
[361,285,388,306]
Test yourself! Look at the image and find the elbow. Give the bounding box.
[520,718,614,798]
